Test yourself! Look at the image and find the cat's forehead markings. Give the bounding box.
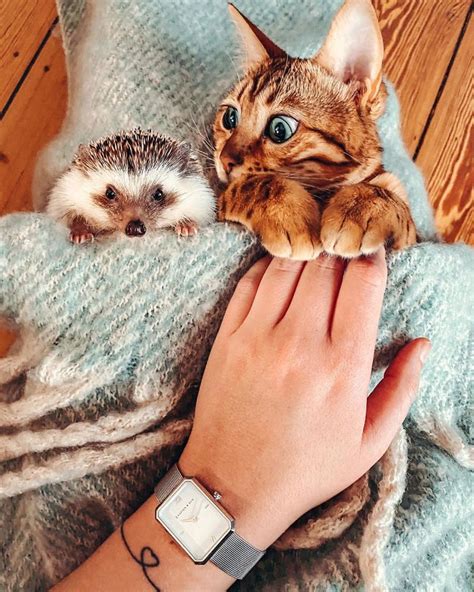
[248,70,266,100]
[238,64,275,104]
[239,99,269,133]
[265,84,286,106]
[235,81,248,102]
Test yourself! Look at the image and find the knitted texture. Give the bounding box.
[0,1,472,590]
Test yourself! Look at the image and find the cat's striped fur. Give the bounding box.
[213,0,416,259]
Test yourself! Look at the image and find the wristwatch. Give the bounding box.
[154,464,265,579]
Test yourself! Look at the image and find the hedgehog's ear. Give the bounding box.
[73,144,88,163]
[76,144,88,156]
[228,3,287,69]
[315,0,384,109]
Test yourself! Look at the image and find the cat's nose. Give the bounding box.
[125,219,146,237]
[221,149,243,175]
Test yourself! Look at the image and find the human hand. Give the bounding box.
[180,249,430,550]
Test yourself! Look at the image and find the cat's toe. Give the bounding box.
[359,225,387,254]
[321,221,362,258]
[289,232,322,260]
[321,223,384,258]
[261,226,321,261]
[261,235,293,259]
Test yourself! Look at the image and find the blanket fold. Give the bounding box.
[0,214,472,591]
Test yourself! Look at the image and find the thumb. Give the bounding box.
[362,338,431,465]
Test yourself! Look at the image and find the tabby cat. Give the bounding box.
[213,0,416,259]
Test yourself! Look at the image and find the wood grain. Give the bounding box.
[0,0,57,110]
[0,29,68,215]
[416,16,473,244]
[373,0,472,155]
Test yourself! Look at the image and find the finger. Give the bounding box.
[361,338,431,465]
[283,253,345,333]
[332,247,387,350]
[245,257,305,327]
[218,257,271,336]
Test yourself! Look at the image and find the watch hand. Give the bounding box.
[184,499,203,524]
[188,499,198,520]
[194,500,204,520]
[179,498,198,523]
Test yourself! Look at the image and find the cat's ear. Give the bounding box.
[228,3,287,69]
[316,0,384,108]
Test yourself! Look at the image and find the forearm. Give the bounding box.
[51,495,234,592]
[51,455,290,592]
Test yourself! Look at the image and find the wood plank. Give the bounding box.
[416,16,473,244]
[373,0,471,155]
[0,28,68,215]
[0,0,57,110]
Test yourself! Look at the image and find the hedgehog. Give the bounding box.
[45,129,215,243]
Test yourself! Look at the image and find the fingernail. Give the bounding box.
[419,340,431,365]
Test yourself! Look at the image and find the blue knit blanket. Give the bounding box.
[0,1,472,590]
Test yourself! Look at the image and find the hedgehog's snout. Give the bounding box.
[125,219,146,237]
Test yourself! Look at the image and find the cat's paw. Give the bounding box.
[174,221,198,237]
[70,230,95,244]
[320,209,382,257]
[255,180,322,261]
[320,183,416,258]
[259,218,322,261]
[254,178,322,260]
[219,174,322,260]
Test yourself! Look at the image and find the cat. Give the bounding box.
[212,0,417,260]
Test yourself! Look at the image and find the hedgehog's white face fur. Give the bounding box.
[46,129,215,237]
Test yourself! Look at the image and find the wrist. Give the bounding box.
[52,494,234,592]
[178,447,294,550]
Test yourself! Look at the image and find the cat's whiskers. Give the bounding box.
[340,149,363,166]
[274,169,341,189]
[222,169,316,193]
[182,115,214,156]
[193,118,214,147]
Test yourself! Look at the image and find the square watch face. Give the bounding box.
[156,479,232,562]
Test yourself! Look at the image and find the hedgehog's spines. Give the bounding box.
[72,129,202,177]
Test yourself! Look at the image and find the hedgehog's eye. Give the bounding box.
[153,188,165,201]
[266,115,298,144]
[222,106,239,130]
[105,185,117,200]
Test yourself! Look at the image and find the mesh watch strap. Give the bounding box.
[210,531,265,579]
[154,463,183,503]
[154,464,265,579]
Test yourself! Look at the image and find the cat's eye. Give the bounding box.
[266,115,298,144]
[222,106,239,130]
[153,188,165,201]
[105,185,117,200]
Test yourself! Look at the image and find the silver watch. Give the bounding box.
[154,464,265,579]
